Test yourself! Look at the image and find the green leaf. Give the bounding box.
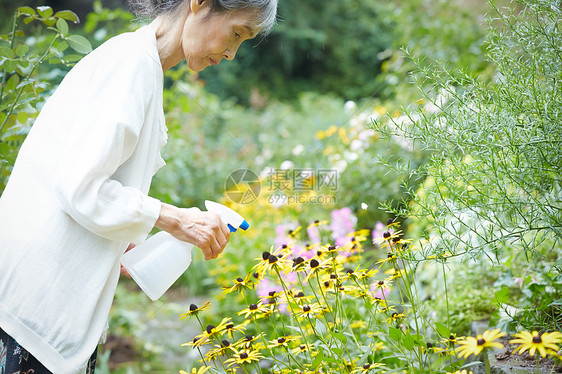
[0,47,15,59]
[15,44,29,57]
[63,54,83,63]
[6,74,20,92]
[17,6,36,16]
[312,349,324,369]
[435,322,450,338]
[36,6,53,18]
[3,60,17,73]
[67,35,92,54]
[315,319,326,335]
[495,285,510,304]
[388,326,402,342]
[403,333,415,350]
[56,18,69,35]
[41,19,57,27]
[23,16,35,25]
[56,41,69,53]
[55,10,80,23]
[330,331,347,344]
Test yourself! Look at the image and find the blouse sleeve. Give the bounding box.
[54,42,162,245]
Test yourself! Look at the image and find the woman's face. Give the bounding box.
[181,1,259,71]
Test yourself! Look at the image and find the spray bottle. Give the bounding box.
[121,200,249,300]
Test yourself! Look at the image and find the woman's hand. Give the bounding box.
[154,203,230,260]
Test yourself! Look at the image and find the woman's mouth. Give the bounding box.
[210,58,218,65]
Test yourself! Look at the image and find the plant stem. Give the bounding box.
[483,350,491,374]
[0,33,59,134]
[0,11,18,107]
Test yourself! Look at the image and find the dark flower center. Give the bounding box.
[532,334,542,344]
[282,244,288,249]
[449,334,455,341]
[426,342,433,348]
[206,325,215,334]
[278,337,286,344]
[392,312,398,318]
[477,338,486,346]
[300,345,306,350]
[314,220,320,224]
[387,218,394,226]
[262,251,271,260]
[236,277,244,282]
[346,269,354,274]
[240,352,248,359]
[330,274,337,279]
[296,291,305,298]
[387,253,393,258]
[226,323,234,329]
[378,281,385,286]
[288,230,293,235]
[252,272,259,278]
[383,231,391,238]
[222,339,230,347]
[324,281,330,287]
[303,305,311,312]
[328,245,336,251]
[316,250,323,256]
[189,304,198,311]
[392,236,400,243]
[245,335,253,341]
[249,303,258,310]
[268,291,276,297]
[310,259,320,268]
[268,254,278,264]
[351,237,356,242]
[363,364,371,370]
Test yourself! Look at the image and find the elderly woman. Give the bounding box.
[0,0,277,373]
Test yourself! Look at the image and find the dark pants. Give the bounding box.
[0,326,97,374]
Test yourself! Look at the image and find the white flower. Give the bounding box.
[280,160,295,170]
[292,144,305,156]
[333,159,348,173]
[350,139,363,151]
[361,202,369,210]
[344,100,357,114]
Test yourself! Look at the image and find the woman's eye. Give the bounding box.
[235,32,241,39]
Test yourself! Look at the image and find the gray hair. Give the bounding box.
[128,0,277,35]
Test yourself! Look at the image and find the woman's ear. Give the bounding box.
[190,0,207,14]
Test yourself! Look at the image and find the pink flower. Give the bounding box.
[307,225,321,243]
[370,282,391,299]
[371,221,385,245]
[330,207,357,246]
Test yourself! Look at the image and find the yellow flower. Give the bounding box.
[293,303,324,318]
[350,362,385,373]
[222,273,254,294]
[268,335,298,349]
[224,349,264,368]
[446,370,473,374]
[237,302,271,319]
[456,329,506,358]
[179,367,210,374]
[509,330,562,358]
[179,301,211,320]
[222,320,248,339]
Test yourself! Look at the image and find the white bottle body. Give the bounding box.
[121,231,192,301]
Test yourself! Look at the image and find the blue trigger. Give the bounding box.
[228,224,237,232]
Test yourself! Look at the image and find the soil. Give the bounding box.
[101,334,139,370]
[490,336,562,373]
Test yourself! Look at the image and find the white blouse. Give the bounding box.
[0,25,165,373]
